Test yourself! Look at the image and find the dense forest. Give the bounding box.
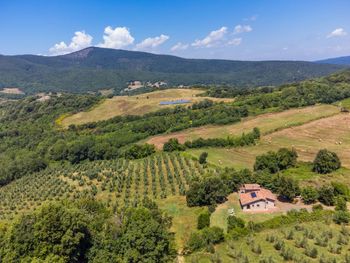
[0,47,346,94]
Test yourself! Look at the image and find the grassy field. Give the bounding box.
[61,89,233,128]
[147,104,339,149]
[187,221,350,262]
[188,111,350,170]
[158,196,206,251]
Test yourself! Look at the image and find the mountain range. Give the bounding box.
[0,47,348,94]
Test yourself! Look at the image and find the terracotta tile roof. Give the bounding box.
[239,187,276,206]
[241,184,261,190]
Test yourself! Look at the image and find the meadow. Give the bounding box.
[147,104,339,149]
[187,111,350,170]
[61,89,234,127]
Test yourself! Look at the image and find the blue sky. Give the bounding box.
[0,0,349,60]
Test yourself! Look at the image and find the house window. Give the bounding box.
[257,204,260,207]
[247,205,250,209]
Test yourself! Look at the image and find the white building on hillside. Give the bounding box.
[239,184,276,211]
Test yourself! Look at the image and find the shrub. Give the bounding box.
[301,186,319,204]
[313,149,341,174]
[197,211,210,230]
[227,216,245,231]
[333,211,350,224]
[186,232,205,253]
[163,138,185,152]
[202,227,224,245]
[254,148,297,173]
[199,152,208,164]
[123,144,155,159]
[305,245,318,258]
[186,176,229,207]
[335,196,347,211]
[318,185,336,206]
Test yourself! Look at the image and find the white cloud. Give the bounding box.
[244,15,258,21]
[227,38,242,46]
[327,28,347,38]
[234,25,252,34]
[98,26,134,49]
[170,42,189,51]
[135,34,169,50]
[49,31,93,55]
[192,26,228,48]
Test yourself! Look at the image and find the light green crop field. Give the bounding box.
[60,89,233,128]
[188,111,350,169]
[147,104,339,149]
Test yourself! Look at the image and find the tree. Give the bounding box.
[335,196,347,211]
[253,148,297,173]
[277,148,298,170]
[163,138,185,152]
[318,185,336,206]
[276,176,300,201]
[227,216,245,231]
[333,211,350,224]
[123,144,155,159]
[1,203,91,262]
[197,211,210,230]
[119,207,176,262]
[186,176,229,207]
[254,151,279,173]
[301,186,319,204]
[313,149,341,174]
[199,152,208,164]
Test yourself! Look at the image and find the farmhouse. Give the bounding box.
[239,184,276,211]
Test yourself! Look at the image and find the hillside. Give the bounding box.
[317,55,350,65]
[0,47,346,94]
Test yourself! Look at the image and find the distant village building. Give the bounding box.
[239,184,276,211]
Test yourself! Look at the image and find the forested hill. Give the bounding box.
[0,47,346,94]
[316,55,350,66]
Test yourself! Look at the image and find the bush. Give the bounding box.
[313,149,341,174]
[202,227,224,245]
[254,148,297,173]
[186,176,229,207]
[123,144,155,159]
[333,211,350,224]
[318,185,336,206]
[186,232,205,253]
[199,152,208,164]
[227,216,245,231]
[197,212,210,230]
[335,196,347,211]
[302,186,319,204]
[163,138,185,152]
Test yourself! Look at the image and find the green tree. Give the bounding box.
[227,216,245,231]
[2,203,91,262]
[301,186,319,204]
[199,152,208,164]
[335,196,347,211]
[186,176,229,207]
[119,207,176,262]
[318,185,336,206]
[276,176,300,201]
[313,149,341,174]
[163,138,185,152]
[197,211,210,230]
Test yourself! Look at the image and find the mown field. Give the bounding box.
[187,221,350,262]
[61,89,234,128]
[147,104,339,149]
[188,111,350,170]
